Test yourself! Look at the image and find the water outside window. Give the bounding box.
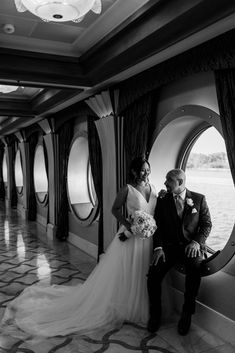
[185,127,235,251]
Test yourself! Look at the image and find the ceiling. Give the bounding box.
[1,0,235,136]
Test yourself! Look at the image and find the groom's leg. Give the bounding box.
[147,254,174,326]
[177,253,204,335]
[183,254,204,314]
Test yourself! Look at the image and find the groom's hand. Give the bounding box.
[152,248,165,266]
[185,241,200,258]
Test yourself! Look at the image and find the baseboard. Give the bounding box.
[68,231,97,259]
[173,287,235,346]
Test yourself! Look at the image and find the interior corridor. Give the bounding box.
[0,201,233,353]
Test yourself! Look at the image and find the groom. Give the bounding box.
[147,168,212,335]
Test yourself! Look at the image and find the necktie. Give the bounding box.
[174,195,184,218]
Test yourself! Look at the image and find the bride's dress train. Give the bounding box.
[1,184,157,338]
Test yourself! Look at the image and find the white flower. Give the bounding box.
[186,198,194,207]
[192,208,197,214]
[130,210,157,240]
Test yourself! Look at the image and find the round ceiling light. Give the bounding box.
[0,85,19,94]
[14,0,102,23]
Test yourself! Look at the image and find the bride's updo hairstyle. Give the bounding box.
[129,157,150,184]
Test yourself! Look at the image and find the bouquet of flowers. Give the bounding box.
[130,210,157,240]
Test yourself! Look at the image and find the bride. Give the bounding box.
[1,157,157,337]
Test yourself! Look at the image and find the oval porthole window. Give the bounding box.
[185,127,235,251]
[67,136,98,223]
[15,149,23,194]
[33,144,48,203]
[2,152,7,183]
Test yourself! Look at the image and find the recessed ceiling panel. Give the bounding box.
[31,22,84,43]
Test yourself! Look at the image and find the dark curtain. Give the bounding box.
[11,142,17,208]
[28,133,38,221]
[42,138,49,223]
[87,116,103,259]
[56,122,73,240]
[0,147,5,200]
[123,90,159,183]
[214,69,235,184]
[118,28,235,113]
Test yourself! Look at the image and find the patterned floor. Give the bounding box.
[0,201,234,353]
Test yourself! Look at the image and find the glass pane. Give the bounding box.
[2,152,7,182]
[67,137,96,220]
[33,145,48,202]
[185,127,235,251]
[15,149,23,188]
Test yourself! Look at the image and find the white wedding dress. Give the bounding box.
[2,184,157,338]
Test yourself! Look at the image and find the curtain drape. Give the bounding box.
[87,116,103,259]
[214,69,235,184]
[56,122,73,240]
[42,138,49,223]
[123,90,159,183]
[118,28,235,113]
[11,142,17,208]
[28,133,38,221]
[0,146,5,200]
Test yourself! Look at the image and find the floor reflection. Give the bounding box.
[36,254,51,283]
[16,231,26,263]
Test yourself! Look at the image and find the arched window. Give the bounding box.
[33,144,48,203]
[67,135,98,224]
[185,127,235,251]
[149,104,235,275]
[14,149,23,194]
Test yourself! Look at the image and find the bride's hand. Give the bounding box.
[158,189,167,198]
[119,233,129,242]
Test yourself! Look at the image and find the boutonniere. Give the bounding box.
[186,198,194,207]
[186,198,197,213]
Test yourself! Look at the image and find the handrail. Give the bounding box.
[206,245,216,255]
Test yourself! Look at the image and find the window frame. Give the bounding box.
[67,133,99,226]
[149,104,235,276]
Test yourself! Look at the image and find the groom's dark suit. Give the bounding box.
[147,188,212,322]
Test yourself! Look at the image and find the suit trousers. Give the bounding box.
[147,244,204,319]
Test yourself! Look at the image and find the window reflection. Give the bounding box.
[33,144,48,202]
[36,254,51,283]
[17,231,26,262]
[67,136,97,220]
[185,127,235,250]
[4,220,9,250]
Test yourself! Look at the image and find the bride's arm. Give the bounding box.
[111,185,132,232]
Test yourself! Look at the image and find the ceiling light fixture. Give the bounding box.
[14,0,102,23]
[0,85,19,94]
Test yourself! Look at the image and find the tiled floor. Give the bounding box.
[0,201,234,353]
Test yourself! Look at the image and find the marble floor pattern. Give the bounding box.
[0,202,234,353]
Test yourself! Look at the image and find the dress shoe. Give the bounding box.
[147,317,161,333]
[177,312,192,335]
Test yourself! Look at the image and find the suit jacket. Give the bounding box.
[153,189,212,252]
